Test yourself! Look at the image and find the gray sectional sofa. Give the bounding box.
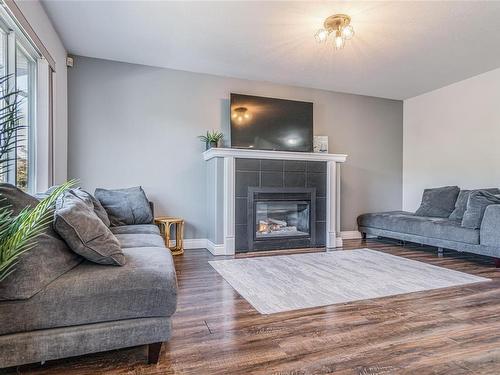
[0,186,178,369]
[358,187,500,266]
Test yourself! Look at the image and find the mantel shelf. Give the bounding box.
[203,148,347,163]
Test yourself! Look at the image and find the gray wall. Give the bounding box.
[68,56,403,238]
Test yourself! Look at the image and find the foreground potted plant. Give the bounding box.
[0,75,72,281]
[198,130,224,150]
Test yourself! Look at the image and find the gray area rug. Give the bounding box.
[209,249,490,314]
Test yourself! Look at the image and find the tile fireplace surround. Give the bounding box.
[204,148,347,255]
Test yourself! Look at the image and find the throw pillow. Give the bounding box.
[0,184,82,300]
[415,186,460,218]
[33,185,60,200]
[70,188,111,227]
[54,192,125,265]
[94,186,153,226]
[35,186,111,227]
[462,190,500,229]
[0,183,39,214]
[449,188,500,221]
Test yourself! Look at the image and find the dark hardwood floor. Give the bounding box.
[5,239,500,375]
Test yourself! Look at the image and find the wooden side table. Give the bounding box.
[154,216,184,256]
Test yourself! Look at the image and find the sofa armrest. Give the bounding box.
[480,204,500,247]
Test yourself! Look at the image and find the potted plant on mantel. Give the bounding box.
[0,74,73,281]
[198,130,224,150]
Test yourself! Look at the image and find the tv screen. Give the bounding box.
[230,94,313,152]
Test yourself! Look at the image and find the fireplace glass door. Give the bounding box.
[255,200,310,239]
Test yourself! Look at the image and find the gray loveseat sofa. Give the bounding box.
[0,187,177,369]
[358,187,500,266]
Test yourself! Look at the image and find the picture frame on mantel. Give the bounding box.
[313,136,329,153]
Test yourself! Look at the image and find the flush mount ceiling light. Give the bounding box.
[315,14,354,50]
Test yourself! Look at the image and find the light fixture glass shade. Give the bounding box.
[341,25,354,40]
[334,35,345,50]
[314,28,328,43]
[314,14,354,49]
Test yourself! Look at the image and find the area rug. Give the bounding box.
[208,249,490,314]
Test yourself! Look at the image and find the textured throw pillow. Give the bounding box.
[35,187,111,227]
[33,185,60,200]
[415,186,460,218]
[94,186,153,226]
[54,192,125,265]
[69,188,111,227]
[0,184,82,300]
[461,190,500,229]
[0,183,40,213]
[449,188,500,221]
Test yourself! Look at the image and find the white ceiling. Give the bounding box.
[42,1,500,100]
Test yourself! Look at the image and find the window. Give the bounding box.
[15,44,36,190]
[0,15,38,192]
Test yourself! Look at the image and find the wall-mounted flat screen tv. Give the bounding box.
[230,93,313,152]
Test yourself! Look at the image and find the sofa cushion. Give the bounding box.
[358,211,479,244]
[54,192,125,265]
[449,188,500,221]
[0,184,82,301]
[415,186,460,218]
[0,247,177,335]
[358,211,414,229]
[94,186,153,226]
[111,224,160,235]
[115,233,165,248]
[462,190,500,229]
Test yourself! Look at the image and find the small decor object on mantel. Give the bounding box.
[313,136,329,153]
[198,130,224,150]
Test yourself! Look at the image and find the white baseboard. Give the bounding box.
[339,231,376,240]
[183,238,208,249]
[168,238,207,249]
[340,230,363,239]
[206,240,226,255]
[179,232,367,254]
[175,238,225,254]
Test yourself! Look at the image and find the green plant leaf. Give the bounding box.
[0,180,77,281]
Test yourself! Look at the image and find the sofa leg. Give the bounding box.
[494,258,500,268]
[437,247,444,257]
[148,342,163,364]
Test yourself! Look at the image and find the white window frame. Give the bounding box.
[0,7,40,193]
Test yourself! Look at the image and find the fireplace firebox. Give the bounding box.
[248,187,316,251]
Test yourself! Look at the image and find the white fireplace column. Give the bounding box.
[204,148,347,255]
[223,156,235,255]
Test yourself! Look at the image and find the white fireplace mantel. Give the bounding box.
[204,148,347,255]
[204,147,347,163]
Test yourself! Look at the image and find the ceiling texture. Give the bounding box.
[42,1,500,100]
